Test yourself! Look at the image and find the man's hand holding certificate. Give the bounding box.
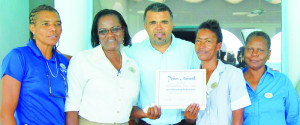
[156,69,206,110]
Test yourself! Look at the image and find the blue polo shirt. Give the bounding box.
[243,66,300,125]
[1,40,69,125]
[124,35,200,125]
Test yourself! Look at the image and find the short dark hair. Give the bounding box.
[91,9,131,48]
[29,4,60,40]
[197,19,223,43]
[143,2,173,23]
[245,31,271,50]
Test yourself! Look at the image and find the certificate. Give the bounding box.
[156,69,206,109]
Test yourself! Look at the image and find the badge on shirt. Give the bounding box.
[60,63,66,69]
[211,82,218,89]
[264,93,273,98]
[60,63,67,73]
[128,67,135,73]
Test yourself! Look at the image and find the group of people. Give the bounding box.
[0,2,299,125]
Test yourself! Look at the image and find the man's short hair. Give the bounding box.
[143,2,173,22]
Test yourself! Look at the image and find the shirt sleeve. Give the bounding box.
[191,48,201,69]
[1,49,25,82]
[123,46,133,59]
[285,77,300,125]
[65,54,84,112]
[228,68,251,111]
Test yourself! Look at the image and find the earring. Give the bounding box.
[33,34,36,39]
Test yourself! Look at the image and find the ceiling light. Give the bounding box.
[131,0,143,2]
[265,0,281,4]
[225,0,243,4]
[184,0,205,3]
[148,0,166,3]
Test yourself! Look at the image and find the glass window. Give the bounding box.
[267,32,281,71]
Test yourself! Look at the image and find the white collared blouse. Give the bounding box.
[65,45,140,123]
[196,60,251,125]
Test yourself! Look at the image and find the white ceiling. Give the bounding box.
[128,0,281,24]
[126,0,281,40]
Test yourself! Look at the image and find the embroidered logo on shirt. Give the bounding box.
[211,82,218,89]
[60,63,67,73]
[60,63,66,69]
[264,93,273,98]
[128,67,135,73]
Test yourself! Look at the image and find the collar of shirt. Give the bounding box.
[242,65,274,77]
[96,44,130,65]
[243,65,275,92]
[27,39,57,63]
[93,44,132,77]
[206,60,226,94]
[265,66,275,77]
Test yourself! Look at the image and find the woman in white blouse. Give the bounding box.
[65,9,140,125]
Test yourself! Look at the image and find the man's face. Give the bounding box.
[144,10,174,46]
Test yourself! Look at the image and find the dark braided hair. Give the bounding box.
[29,4,60,40]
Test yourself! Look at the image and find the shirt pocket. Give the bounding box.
[259,92,285,114]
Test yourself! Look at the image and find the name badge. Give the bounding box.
[128,67,135,73]
[264,93,273,98]
[60,63,66,69]
[60,63,67,73]
[211,82,218,89]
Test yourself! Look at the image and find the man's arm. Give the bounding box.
[130,106,161,120]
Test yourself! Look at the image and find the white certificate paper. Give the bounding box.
[156,69,206,109]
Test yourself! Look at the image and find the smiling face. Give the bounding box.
[30,11,61,47]
[244,36,271,71]
[98,15,124,51]
[195,29,221,62]
[144,10,174,47]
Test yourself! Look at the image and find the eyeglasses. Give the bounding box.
[47,72,68,98]
[98,26,122,36]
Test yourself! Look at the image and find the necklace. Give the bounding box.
[117,55,122,76]
[46,57,58,78]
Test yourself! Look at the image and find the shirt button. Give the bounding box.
[117,111,120,113]
[119,98,122,101]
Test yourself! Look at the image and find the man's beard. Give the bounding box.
[152,37,169,46]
